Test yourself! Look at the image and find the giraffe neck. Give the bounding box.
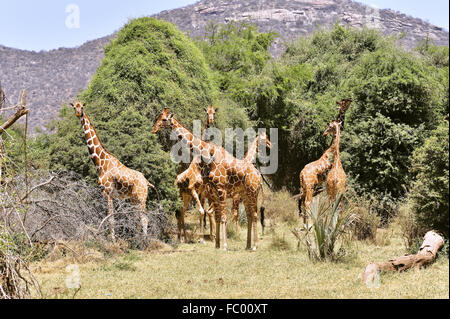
[337,112,346,131]
[320,135,336,169]
[80,113,110,172]
[202,117,212,141]
[332,125,341,167]
[171,118,212,160]
[244,135,259,163]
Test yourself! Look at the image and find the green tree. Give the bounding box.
[408,122,449,237]
[343,46,444,199]
[232,24,447,203]
[197,21,278,96]
[48,17,219,211]
[235,25,390,192]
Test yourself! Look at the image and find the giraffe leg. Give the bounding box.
[203,200,207,230]
[180,210,186,243]
[139,201,148,239]
[106,196,115,242]
[231,195,240,233]
[202,195,215,239]
[214,203,221,249]
[243,196,253,250]
[177,193,192,242]
[217,189,228,251]
[303,189,313,230]
[175,209,182,241]
[243,196,259,250]
[221,211,228,251]
[132,190,149,240]
[252,207,258,251]
[191,188,205,243]
[249,192,259,251]
[206,206,215,241]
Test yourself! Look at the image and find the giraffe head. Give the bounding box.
[336,98,352,113]
[152,107,174,134]
[257,131,272,150]
[204,105,218,128]
[323,120,341,136]
[70,101,84,118]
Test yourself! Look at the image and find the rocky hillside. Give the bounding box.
[155,0,448,55]
[0,0,448,133]
[0,35,114,132]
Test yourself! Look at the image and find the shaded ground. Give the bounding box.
[31,214,449,299]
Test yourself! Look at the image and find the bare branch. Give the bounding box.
[20,176,55,202]
[0,90,29,135]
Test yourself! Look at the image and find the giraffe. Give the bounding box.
[204,131,272,234]
[173,105,219,243]
[336,98,352,130]
[203,105,218,140]
[71,101,158,241]
[174,123,271,241]
[152,108,266,250]
[298,124,337,225]
[325,120,346,203]
[297,98,352,223]
[174,156,215,243]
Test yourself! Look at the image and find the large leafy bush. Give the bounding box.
[48,18,220,211]
[408,122,449,237]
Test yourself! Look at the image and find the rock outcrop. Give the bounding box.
[0,0,448,132]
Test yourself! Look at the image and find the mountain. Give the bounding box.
[0,0,448,133]
[0,35,114,132]
[155,0,449,55]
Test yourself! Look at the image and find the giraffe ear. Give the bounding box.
[214,107,219,112]
[168,113,174,119]
[69,102,74,107]
[204,107,207,113]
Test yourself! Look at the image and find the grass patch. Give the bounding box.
[269,231,291,251]
[30,199,449,299]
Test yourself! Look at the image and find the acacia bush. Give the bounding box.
[408,123,449,238]
[196,21,278,96]
[1,170,173,248]
[343,47,443,200]
[48,18,222,212]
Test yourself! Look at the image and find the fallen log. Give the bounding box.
[362,230,445,286]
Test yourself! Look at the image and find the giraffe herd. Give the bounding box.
[298,99,351,226]
[71,98,350,250]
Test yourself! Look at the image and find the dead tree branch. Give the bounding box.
[0,90,29,135]
[362,230,445,285]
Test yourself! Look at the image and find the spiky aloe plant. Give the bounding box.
[302,194,355,261]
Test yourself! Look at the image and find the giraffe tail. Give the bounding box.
[298,176,304,218]
[147,180,161,203]
[259,183,265,235]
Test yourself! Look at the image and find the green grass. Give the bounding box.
[31,212,449,299]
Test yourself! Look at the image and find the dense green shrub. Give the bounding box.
[408,122,449,237]
[196,21,277,96]
[224,24,447,206]
[48,18,221,211]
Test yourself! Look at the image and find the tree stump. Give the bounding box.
[362,231,445,286]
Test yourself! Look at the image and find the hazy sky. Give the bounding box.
[0,0,448,51]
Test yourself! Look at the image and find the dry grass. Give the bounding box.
[29,196,449,299]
